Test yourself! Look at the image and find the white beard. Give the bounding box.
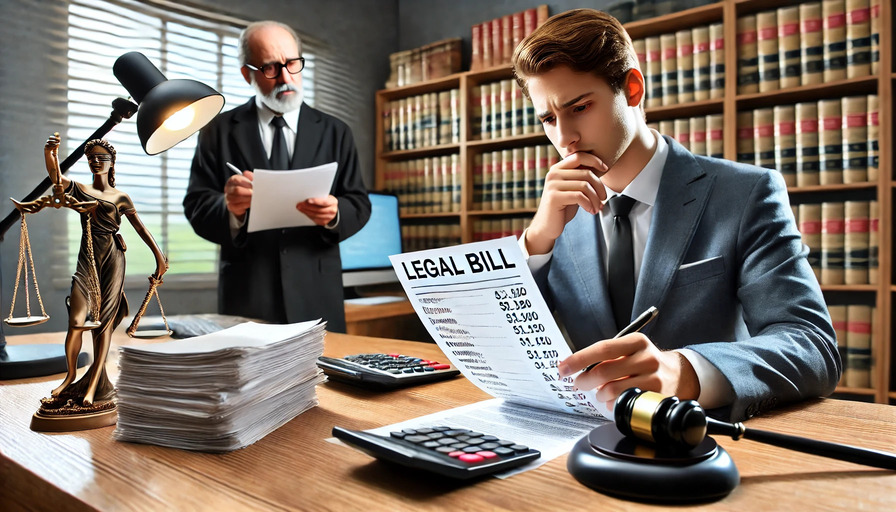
[253,78,303,114]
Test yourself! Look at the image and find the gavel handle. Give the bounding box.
[707,417,896,470]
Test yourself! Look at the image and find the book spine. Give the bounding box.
[473,153,483,210]
[799,203,823,281]
[536,4,549,26]
[868,199,878,283]
[524,8,537,37]
[471,86,483,140]
[842,95,868,183]
[512,80,523,136]
[754,107,776,169]
[801,2,826,85]
[523,87,536,134]
[492,18,503,68]
[844,200,870,284]
[676,29,695,103]
[795,101,821,187]
[690,115,707,157]
[707,114,724,158]
[471,23,482,72]
[674,118,691,151]
[692,26,711,101]
[490,82,501,140]
[481,84,492,140]
[844,304,872,388]
[778,6,802,89]
[646,36,663,108]
[867,94,879,181]
[511,147,524,209]
[709,23,725,99]
[482,20,493,68]
[774,105,797,186]
[524,145,537,208]
[512,12,524,62]
[450,89,460,144]
[501,15,512,65]
[823,0,848,82]
[870,0,880,74]
[845,0,872,78]
[737,15,760,94]
[660,33,679,105]
[757,11,781,93]
[500,149,512,210]
[482,152,494,210]
[827,304,848,385]
[500,79,511,138]
[818,98,844,185]
[422,157,432,213]
[821,201,846,284]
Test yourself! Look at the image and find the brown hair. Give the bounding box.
[512,9,638,98]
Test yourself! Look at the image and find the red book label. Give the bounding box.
[823,219,845,233]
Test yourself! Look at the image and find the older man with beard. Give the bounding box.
[184,21,370,333]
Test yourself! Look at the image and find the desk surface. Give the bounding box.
[2,330,895,511]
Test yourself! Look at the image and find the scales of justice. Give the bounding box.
[1,51,224,432]
[7,133,172,432]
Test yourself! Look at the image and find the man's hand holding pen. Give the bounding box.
[557,307,700,412]
[225,165,254,219]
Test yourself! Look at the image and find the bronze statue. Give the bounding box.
[19,133,168,431]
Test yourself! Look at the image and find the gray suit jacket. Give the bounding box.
[535,136,840,421]
[184,100,370,332]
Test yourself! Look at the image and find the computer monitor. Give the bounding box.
[340,192,403,288]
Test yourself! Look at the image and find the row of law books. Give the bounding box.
[382,155,461,215]
[633,22,725,108]
[472,217,532,243]
[648,114,725,158]
[385,38,462,89]
[473,144,561,211]
[738,0,881,94]
[401,222,462,253]
[794,200,878,286]
[470,5,549,71]
[829,303,875,389]
[737,95,879,187]
[382,89,460,152]
[473,79,540,140]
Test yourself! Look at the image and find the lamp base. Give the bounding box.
[567,423,739,504]
[0,344,90,380]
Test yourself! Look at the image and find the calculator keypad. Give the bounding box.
[390,426,537,467]
[343,353,453,374]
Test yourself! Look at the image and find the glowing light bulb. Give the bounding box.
[162,106,196,131]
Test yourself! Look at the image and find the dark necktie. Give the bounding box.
[270,115,290,169]
[607,194,637,331]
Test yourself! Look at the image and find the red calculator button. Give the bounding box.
[447,451,464,458]
[458,453,484,463]
[431,364,451,370]
[477,451,498,459]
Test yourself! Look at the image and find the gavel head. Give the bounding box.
[614,388,708,449]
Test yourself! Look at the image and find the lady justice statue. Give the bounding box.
[16,133,168,431]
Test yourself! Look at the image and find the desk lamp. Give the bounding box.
[0,51,223,380]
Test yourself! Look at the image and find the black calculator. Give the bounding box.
[316,353,461,389]
[333,425,541,479]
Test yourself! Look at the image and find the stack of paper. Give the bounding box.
[114,320,326,452]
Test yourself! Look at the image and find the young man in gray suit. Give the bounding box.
[184,21,370,333]
[512,9,839,422]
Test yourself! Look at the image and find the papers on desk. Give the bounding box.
[114,320,326,452]
[247,161,337,233]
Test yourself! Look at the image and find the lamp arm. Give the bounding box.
[0,97,138,242]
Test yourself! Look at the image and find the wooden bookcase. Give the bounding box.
[374,0,894,405]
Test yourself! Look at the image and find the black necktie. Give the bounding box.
[608,194,636,331]
[270,116,290,169]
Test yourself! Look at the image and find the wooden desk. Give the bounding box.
[344,299,429,341]
[2,331,895,511]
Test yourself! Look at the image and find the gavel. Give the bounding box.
[614,388,896,470]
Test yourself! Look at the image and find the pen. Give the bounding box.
[226,161,243,175]
[583,306,659,373]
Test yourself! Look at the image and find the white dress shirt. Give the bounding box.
[521,130,731,409]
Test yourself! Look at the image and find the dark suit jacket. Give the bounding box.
[535,136,840,422]
[184,99,370,332]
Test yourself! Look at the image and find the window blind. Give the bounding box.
[59,0,320,284]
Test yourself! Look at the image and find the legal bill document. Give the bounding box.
[247,161,337,232]
[379,236,612,477]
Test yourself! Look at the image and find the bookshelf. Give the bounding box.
[374,0,893,405]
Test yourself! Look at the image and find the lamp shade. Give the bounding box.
[113,52,224,155]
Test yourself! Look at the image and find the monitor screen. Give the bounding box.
[340,192,402,286]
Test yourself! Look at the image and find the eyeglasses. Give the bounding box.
[87,153,113,162]
[245,57,305,79]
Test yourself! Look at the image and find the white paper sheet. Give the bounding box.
[389,236,608,419]
[247,161,338,232]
